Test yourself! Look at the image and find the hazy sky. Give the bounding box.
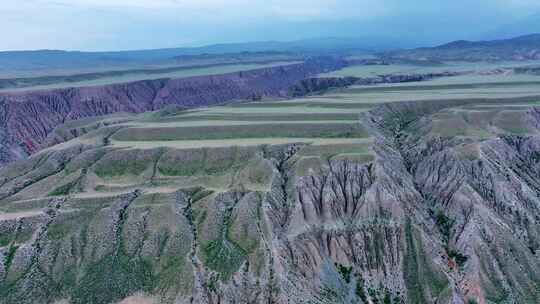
[2,0,540,51]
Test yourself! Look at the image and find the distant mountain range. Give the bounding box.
[2,33,540,74]
[383,34,540,62]
[0,38,371,73]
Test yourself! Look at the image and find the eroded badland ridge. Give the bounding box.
[0,35,540,303]
[1,97,540,303]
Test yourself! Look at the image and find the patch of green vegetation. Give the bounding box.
[48,179,80,196]
[435,210,454,244]
[0,234,12,247]
[64,147,108,175]
[0,265,64,303]
[47,222,74,240]
[207,275,219,292]
[204,149,245,175]
[73,251,154,304]
[202,239,247,281]
[239,159,273,187]
[93,150,159,178]
[14,227,34,244]
[200,193,254,281]
[368,288,379,302]
[468,298,479,304]
[71,203,157,304]
[66,196,117,210]
[194,209,208,227]
[159,113,360,122]
[383,290,392,304]
[230,221,259,255]
[157,149,206,176]
[4,245,19,270]
[403,220,449,303]
[368,287,380,303]
[113,123,368,142]
[158,147,254,177]
[355,274,368,302]
[58,267,78,293]
[47,211,93,240]
[335,263,353,283]
[228,194,262,254]
[154,229,170,258]
[433,210,469,268]
[94,160,150,177]
[155,254,189,296]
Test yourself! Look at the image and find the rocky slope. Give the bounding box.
[0,96,539,303]
[0,57,345,167]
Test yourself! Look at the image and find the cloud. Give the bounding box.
[267,0,388,21]
[79,0,232,7]
[22,0,389,20]
[1,0,540,51]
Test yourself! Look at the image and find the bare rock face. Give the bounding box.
[356,100,540,303]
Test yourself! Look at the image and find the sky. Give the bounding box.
[2,0,540,51]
